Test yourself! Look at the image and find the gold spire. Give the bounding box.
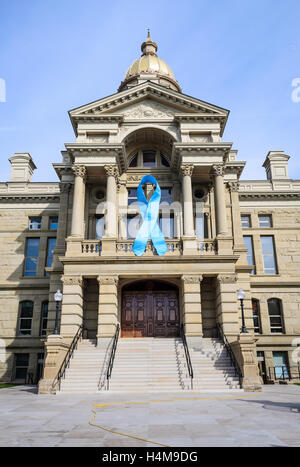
[141,30,158,56]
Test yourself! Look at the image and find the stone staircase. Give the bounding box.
[107,337,188,392]
[58,336,242,394]
[190,338,241,391]
[59,339,106,394]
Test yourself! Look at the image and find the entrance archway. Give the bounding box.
[121,280,180,338]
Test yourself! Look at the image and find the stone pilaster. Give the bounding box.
[216,274,239,338]
[181,275,203,348]
[97,275,119,346]
[53,182,71,267]
[181,164,197,254]
[60,275,84,341]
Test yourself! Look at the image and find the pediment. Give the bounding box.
[69,82,229,120]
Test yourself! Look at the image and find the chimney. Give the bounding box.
[9,153,37,182]
[263,151,290,181]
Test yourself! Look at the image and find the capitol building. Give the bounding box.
[0,33,299,394]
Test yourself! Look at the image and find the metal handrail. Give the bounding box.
[52,324,84,391]
[106,324,120,390]
[216,323,243,386]
[180,324,193,389]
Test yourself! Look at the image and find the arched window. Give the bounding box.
[18,301,34,336]
[252,299,261,334]
[268,298,285,333]
[128,150,170,168]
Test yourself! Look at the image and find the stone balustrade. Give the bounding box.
[197,239,217,254]
[81,240,102,255]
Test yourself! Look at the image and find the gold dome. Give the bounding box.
[119,32,181,93]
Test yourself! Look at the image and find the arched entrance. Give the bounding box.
[121,280,180,338]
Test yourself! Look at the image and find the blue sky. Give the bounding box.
[1,0,299,182]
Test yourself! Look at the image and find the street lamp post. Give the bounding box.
[53,289,63,335]
[237,288,248,334]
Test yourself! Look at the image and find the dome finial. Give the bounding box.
[141,31,157,56]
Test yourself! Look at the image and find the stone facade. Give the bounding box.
[0,35,299,391]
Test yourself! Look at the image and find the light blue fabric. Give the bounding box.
[133,175,168,257]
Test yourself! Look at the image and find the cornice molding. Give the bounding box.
[239,192,300,200]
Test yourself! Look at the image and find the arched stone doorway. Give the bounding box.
[121,280,180,338]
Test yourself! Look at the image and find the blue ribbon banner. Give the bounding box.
[132,175,168,257]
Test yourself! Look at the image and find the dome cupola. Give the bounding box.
[118,31,181,93]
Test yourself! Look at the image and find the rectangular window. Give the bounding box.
[45,238,56,273]
[159,215,174,239]
[259,215,272,228]
[241,215,251,228]
[261,236,277,274]
[49,217,58,230]
[160,187,172,205]
[24,238,40,276]
[243,236,255,274]
[127,188,137,206]
[29,217,41,230]
[40,302,48,336]
[18,301,34,336]
[142,150,156,167]
[14,354,29,381]
[126,214,141,239]
[268,299,284,333]
[252,300,261,333]
[95,216,105,239]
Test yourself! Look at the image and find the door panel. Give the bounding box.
[121,290,179,338]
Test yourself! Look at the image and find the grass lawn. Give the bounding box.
[0,384,19,389]
[294,383,300,386]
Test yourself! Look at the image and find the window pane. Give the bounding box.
[160,153,170,167]
[159,216,174,238]
[243,236,255,274]
[259,215,272,228]
[127,216,141,239]
[128,189,137,205]
[46,238,56,268]
[29,217,41,230]
[95,217,105,239]
[143,150,156,167]
[196,215,204,239]
[49,217,58,230]
[26,238,40,257]
[20,301,33,317]
[160,188,172,205]
[129,153,138,167]
[261,236,277,274]
[241,215,251,228]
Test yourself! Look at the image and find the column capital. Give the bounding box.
[97,275,118,286]
[211,165,225,177]
[72,165,86,179]
[61,275,83,286]
[227,181,240,192]
[217,274,236,284]
[180,164,194,177]
[104,164,119,178]
[59,182,72,193]
[181,275,203,284]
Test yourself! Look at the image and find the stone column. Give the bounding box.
[212,165,228,237]
[181,275,203,348]
[216,275,239,337]
[104,165,118,237]
[70,165,86,237]
[38,334,69,394]
[60,275,84,341]
[228,182,249,265]
[97,275,119,347]
[181,164,194,237]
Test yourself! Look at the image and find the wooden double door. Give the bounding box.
[121,290,180,338]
